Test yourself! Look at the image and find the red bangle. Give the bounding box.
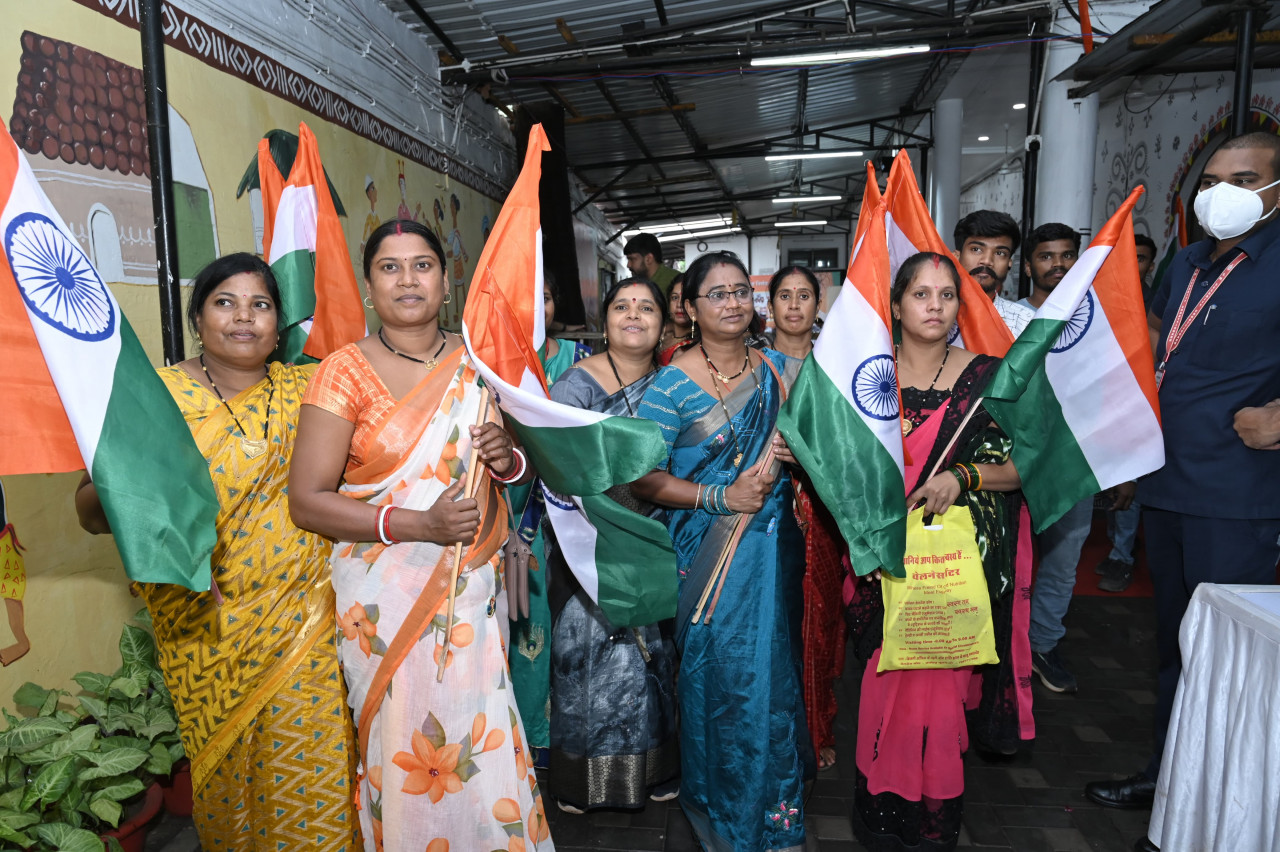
[377,505,400,546]
[489,448,527,484]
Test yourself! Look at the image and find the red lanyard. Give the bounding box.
[1164,253,1246,356]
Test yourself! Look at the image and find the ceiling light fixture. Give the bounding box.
[772,195,842,204]
[655,226,742,243]
[977,135,990,141]
[765,151,863,161]
[1012,103,1027,110]
[751,44,930,67]
[774,220,828,227]
[622,217,732,237]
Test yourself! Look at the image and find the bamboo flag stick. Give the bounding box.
[691,434,780,625]
[437,386,491,682]
[704,440,778,624]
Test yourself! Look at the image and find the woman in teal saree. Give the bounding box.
[634,251,813,851]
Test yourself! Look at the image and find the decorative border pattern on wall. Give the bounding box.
[70,0,508,201]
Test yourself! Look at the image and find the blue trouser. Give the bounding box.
[1028,497,1094,654]
[1142,509,1280,779]
[1107,501,1141,565]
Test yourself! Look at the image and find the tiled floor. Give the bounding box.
[149,593,1161,852]
[543,594,1161,852]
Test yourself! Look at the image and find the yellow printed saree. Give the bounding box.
[146,363,358,851]
[305,345,553,852]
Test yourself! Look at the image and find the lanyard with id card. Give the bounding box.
[1154,252,1247,390]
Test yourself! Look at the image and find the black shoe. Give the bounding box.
[1085,773,1156,809]
[1098,560,1135,593]
[1095,555,1125,575]
[1031,647,1078,693]
[1133,836,1159,851]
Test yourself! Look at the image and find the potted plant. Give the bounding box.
[0,614,185,851]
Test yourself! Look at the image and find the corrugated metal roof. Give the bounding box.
[380,0,1048,227]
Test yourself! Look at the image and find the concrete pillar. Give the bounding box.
[1034,11,1100,234]
[931,98,963,243]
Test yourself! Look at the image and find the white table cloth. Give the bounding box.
[1150,584,1280,851]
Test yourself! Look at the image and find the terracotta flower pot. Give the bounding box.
[101,783,163,852]
[161,759,194,817]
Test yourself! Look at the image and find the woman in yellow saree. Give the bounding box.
[291,220,553,851]
[75,253,359,850]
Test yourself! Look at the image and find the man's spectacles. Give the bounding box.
[698,287,752,306]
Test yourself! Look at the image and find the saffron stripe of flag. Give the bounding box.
[462,125,676,626]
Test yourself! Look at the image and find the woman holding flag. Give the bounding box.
[545,277,680,813]
[633,251,813,852]
[289,220,553,851]
[76,253,360,850]
[845,251,1031,852]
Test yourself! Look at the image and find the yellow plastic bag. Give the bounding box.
[878,504,998,672]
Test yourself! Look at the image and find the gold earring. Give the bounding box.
[363,296,374,309]
[443,290,452,304]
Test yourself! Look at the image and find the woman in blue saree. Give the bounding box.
[634,251,813,851]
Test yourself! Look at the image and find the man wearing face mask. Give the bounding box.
[1085,133,1280,851]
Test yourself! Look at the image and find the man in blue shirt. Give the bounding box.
[1085,133,1280,851]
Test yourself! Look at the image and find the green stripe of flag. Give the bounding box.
[580,493,676,626]
[983,316,1100,533]
[778,358,907,577]
[93,321,218,589]
[507,417,668,497]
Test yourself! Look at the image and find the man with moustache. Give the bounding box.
[1014,223,1094,695]
[1086,132,1280,852]
[953,210,1036,334]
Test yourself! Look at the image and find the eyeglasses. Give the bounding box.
[698,287,753,305]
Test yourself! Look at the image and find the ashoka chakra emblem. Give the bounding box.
[5,212,115,341]
[540,483,577,512]
[1050,291,1094,353]
[851,354,899,421]
[947,321,961,344]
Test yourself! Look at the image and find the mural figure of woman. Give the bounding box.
[0,480,30,666]
[447,193,470,283]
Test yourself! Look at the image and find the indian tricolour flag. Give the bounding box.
[984,187,1163,532]
[259,122,365,363]
[883,149,1013,357]
[778,192,908,578]
[462,125,677,627]
[0,130,217,590]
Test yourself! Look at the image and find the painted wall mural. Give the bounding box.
[0,0,509,698]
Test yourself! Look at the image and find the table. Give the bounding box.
[1150,584,1280,851]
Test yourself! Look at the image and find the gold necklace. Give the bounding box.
[701,351,760,468]
[200,355,272,459]
[700,343,751,387]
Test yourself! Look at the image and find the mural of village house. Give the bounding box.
[9,31,218,283]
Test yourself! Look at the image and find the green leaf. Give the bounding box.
[369,636,388,656]
[454,758,481,782]
[78,748,148,782]
[21,755,75,809]
[91,779,145,803]
[44,726,98,762]
[364,603,380,624]
[16,744,59,766]
[421,712,446,751]
[144,742,173,777]
[12,682,54,710]
[0,820,34,847]
[0,809,39,829]
[0,717,69,753]
[106,676,142,701]
[167,742,185,763]
[0,789,23,810]
[71,672,113,697]
[34,822,105,852]
[38,689,62,718]
[88,796,122,828]
[76,695,108,724]
[118,626,156,668]
[2,757,19,788]
[105,836,125,852]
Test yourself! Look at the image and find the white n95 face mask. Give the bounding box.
[1193,177,1280,240]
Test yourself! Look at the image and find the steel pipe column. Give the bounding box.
[931,98,963,245]
[1035,9,1099,235]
